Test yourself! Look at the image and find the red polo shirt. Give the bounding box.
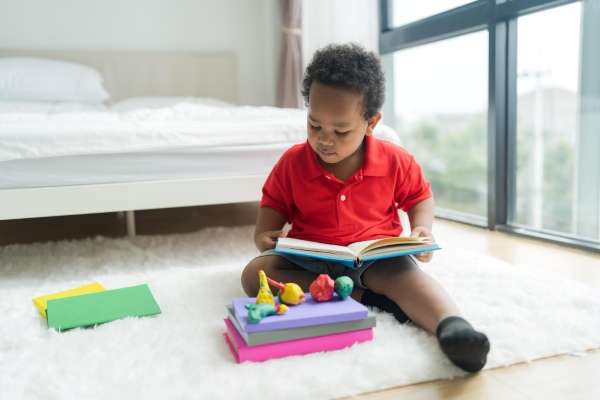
[260,135,432,246]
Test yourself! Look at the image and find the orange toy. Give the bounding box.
[266,277,305,305]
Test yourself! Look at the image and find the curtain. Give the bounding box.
[276,0,303,108]
[302,0,379,70]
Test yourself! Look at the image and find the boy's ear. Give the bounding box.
[365,112,382,136]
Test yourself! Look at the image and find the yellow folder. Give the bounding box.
[32,282,106,319]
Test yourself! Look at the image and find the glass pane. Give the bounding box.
[513,2,600,242]
[391,0,474,27]
[386,31,489,218]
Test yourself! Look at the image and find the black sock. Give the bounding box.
[436,316,490,373]
[360,289,411,324]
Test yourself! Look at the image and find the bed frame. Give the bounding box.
[0,50,265,235]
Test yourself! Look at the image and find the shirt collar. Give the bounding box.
[302,141,325,180]
[362,135,387,177]
[302,135,388,180]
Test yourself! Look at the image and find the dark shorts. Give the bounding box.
[258,249,418,289]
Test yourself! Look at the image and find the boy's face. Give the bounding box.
[307,82,380,165]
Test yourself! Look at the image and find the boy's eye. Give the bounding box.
[335,130,350,136]
[310,124,321,131]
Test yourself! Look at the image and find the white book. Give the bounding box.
[274,236,440,269]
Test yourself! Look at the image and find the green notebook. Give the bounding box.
[46,284,161,331]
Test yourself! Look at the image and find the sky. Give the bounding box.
[390,1,582,120]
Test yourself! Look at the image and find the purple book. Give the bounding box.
[231,294,368,333]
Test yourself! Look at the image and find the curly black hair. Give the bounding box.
[301,43,385,120]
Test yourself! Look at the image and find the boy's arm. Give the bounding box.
[407,197,435,262]
[254,206,288,252]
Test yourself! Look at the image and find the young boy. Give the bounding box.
[241,44,490,372]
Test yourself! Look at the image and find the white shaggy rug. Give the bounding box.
[1,226,599,400]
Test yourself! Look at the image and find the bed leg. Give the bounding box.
[125,210,136,237]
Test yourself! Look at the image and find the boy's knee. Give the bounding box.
[241,259,262,296]
[240,255,292,296]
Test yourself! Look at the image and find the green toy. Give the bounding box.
[245,303,288,324]
[334,276,354,300]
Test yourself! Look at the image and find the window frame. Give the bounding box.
[380,0,600,252]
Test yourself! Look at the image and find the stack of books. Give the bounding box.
[224,294,376,363]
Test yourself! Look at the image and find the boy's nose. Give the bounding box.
[317,132,334,146]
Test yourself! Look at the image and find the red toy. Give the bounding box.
[309,274,335,302]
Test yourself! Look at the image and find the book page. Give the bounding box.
[362,244,436,257]
[276,237,356,257]
[348,236,432,255]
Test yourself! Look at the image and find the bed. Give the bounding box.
[0,50,400,236]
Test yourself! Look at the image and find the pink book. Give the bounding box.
[223,318,373,363]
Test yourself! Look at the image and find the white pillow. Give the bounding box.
[110,96,234,112]
[0,57,109,103]
[0,100,107,113]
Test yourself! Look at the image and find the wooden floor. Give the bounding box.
[351,219,600,400]
[1,205,599,399]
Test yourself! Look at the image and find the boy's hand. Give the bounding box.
[410,226,434,262]
[255,230,287,252]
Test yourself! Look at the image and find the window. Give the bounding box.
[381,0,600,250]
[390,0,474,27]
[386,31,488,218]
[512,2,600,242]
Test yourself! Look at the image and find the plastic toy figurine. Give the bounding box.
[255,270,275,305]
[309,274,335,302]
[334,276,353,300]
[266,277,305,305]
[308,274,354,301]
[245,303,289,324]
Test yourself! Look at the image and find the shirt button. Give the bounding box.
[340,194,347,201]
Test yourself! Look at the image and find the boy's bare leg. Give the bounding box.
[243,255,459,334]
[362,258,489,372]
[241,255,318,297]
[360,257,459,334]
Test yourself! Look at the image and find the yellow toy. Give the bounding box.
[248,270,288,324]
[267,277,305,306]
[255,270,275,305]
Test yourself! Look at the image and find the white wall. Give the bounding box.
[0,0,280,105]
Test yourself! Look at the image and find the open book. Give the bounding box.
[274,236,440,269]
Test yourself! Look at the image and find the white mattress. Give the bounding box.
[0,100,401,189]
[0,105,311,162]
[0,143,293,189]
